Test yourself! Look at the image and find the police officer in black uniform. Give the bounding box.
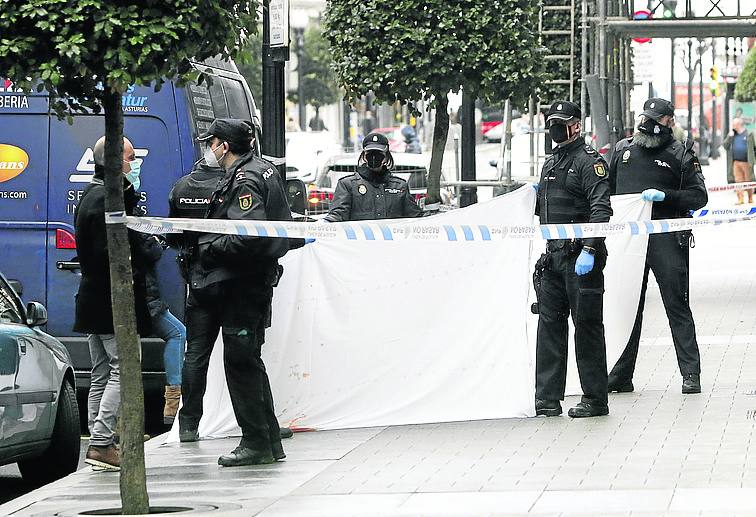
[608,98,708,395]
[535,100,613,418]
[324,132,423,222]
[175,118,299,466]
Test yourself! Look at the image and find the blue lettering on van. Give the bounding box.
[122,85,149,112]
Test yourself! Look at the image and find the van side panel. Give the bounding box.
[0,90,50,308]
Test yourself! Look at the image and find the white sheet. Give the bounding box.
[165,188,649,441]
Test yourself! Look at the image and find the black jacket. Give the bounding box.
[535,138,613,248]
[142,236,168,318]
[73,177,156,335]
[192,151,299,290]
[609,136,708,219]
[325,165,423,222]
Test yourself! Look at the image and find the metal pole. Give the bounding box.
[529,96,536,177]
[670,38,676,104]
[687,39,694,142]
[460,88,478,207]
[296,29,306,132]
[598,0,607,104]
[502,99,513,185]
[580,0,588,133]
[698,41,709,164]
[262,0,288,178]
[710,41,718,158]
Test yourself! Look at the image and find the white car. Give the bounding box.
[307,152,430,215]
[285,131,342,184]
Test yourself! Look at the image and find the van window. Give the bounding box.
[221,77,250,120]
[208,79,228,118]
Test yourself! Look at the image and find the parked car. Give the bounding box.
[306,152,429,215]
[0,272,80,484]
[285,131,342,184]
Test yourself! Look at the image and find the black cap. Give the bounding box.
[641,98,675,122]
[546,100,581,126]
[197,118,254,144]
[363,132,390,152]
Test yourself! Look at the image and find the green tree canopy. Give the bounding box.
[0,2,257,513]
[735,45,756,102]
[237,30,263,102]
[325,0,543,202]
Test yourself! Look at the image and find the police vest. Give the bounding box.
[538,147,591,225]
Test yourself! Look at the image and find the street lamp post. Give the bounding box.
[262,0,289,178]
[291,12,308,132]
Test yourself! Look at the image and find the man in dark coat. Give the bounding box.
[74,136,158,471]
[176,118,300,467]
[324,132,423,222]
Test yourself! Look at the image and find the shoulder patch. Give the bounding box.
[593,163,607,177]
[238,192,253,211]
[584,145,597,155]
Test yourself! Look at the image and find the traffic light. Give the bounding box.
[661,0,677,18]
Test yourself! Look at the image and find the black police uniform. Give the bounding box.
[325,132,422,222]
[608,98,708,391]
[175,120,298,460]
[535,101,613,412]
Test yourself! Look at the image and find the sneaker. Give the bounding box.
[682,373,701,394]
[567,401,609,418]
[179,429,199,443]
[535,399,563,417]
[218,446,275,467]
[85,444,120,471]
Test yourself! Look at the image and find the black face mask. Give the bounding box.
[365,151,386,170]
[548,124,569,144]
[638,118,672,137]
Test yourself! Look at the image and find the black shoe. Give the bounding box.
[535,399,562,417]
[179,429,199,443]
[607,379,634,393]
[279,427,293,439]
[218,446,275,467]
[568,402,609,418]
[682,373,701,394]
[272,442,286,460]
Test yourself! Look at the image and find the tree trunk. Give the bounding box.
[426,95,449,204]
[102,90,150,515]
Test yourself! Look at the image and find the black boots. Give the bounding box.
[682,373,701,394]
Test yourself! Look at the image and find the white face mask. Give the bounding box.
[203,142,226,168]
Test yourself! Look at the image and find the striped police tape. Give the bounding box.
[707,182,756,193]
[120,206,756,243]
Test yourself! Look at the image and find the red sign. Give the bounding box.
[632,10,652,44]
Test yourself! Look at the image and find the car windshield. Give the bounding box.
[0,278,23,324]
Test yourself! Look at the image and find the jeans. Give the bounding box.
[179,278,281,453]
[152,309,186,386]
[88,333,120,447]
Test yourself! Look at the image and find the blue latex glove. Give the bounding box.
[575,250,595,276]
[641,188,665,202]
[532,183,540,193]
[304,238,316,245]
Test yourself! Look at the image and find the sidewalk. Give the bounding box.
[2,162,754,517]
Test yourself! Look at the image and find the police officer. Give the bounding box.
[175,118,299,466]
[324,132,423,221]
[535,100,613,418]
[608,98,708,395]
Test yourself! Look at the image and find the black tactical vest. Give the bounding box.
[538,143,591,224]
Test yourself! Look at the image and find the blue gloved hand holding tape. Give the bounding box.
[641,189,665,202]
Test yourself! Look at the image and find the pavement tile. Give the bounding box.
[395,491,542,516]
[257,494,412,516]
[530,489,674,513]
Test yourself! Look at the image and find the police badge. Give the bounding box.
[594,163,606,177]
[238,193,253,210]
[358,184,367,195]
[622,150,630,163]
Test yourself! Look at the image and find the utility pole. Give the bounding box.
[697,39,709,164]
[262,0,289,178]
[687,39,694,142]
[710,41,719,159]
[294,28,306,132]
[670,38,676,103]
[460,88,477,208]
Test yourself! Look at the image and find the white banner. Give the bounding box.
[165,190,651,440]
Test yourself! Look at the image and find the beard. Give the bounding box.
[633,130,671,149]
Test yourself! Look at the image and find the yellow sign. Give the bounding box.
[0,144,29,183]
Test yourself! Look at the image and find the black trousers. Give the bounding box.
[535,245,608,405]
[178,277,281,452]
[609,232,700,384]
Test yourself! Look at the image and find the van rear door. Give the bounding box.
[0,83,50,308]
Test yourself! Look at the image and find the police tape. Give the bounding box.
[121,208,756,243]
[707,182,756,193]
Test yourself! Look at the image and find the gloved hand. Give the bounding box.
[575,250,595,276]
[304,238,316,245]
[532,183,540,193]
[641,188,665,202]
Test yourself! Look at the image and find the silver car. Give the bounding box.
[0,272,80,484]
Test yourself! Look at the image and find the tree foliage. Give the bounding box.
[237,30,264,102]
[301,24,340,108]
[0,1,257,116]
[735,45,756,102]
[325,0,544,202]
